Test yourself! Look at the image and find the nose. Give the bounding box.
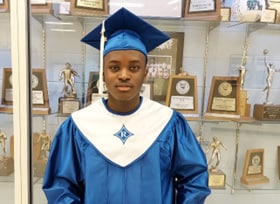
[118,68,130,80]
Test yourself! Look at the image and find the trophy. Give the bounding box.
[253,49,280,120]
[58,62,81,115]
[0,129,14,176]
[33,120,52,177]
[206,136,227,189]
[240,148,269,186]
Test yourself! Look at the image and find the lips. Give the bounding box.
[115,83,133,91]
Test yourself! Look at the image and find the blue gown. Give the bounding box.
[42,97,210,204]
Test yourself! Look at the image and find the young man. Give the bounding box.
[42,8,210,204]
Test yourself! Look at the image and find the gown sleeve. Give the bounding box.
[172,112,211,204]
[42,117,85,204]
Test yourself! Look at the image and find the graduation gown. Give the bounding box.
[42,97,210,204]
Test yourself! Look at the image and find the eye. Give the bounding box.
[129,65,140,72]
[108,65,120,72]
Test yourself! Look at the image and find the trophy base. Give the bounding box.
[240,175,270,186]
[0,105,51,115]
[253,104,280,120]
[0,157,14,176]
[33,160,47,177]
[208,169,226,189]
[58,97,80,116]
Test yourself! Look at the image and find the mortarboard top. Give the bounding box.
[81,7,170,58]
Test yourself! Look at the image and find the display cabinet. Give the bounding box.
[1,1,280,204]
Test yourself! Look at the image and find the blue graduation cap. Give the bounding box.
[81,7,170,58]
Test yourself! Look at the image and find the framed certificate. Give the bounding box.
[184,0,221,20]
[70,0,108,16]
[31,0,53,14]
[240,148,269,186]
[207,76,240,116]
[165,75,198,114]
[146,32,184,102]
[0,0,9,12]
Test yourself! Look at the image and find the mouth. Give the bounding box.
[115,83,133,92]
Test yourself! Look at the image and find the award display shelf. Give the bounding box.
[1,9,280,203]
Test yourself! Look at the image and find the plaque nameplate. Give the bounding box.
[253,104,280,121]
[70,0,108,16]
[208,169,226,189]
[59,97,80,115]
[184,0,221,21]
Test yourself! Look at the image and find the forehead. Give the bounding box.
[104,50,146,62]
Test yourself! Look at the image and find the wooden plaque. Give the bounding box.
[31,0,53,14]
[1,68,50,114]
[166,75,198,114]
[206,76,240,117]
[70,0,108,16]
[0,0,9,12]
[184,0,221,21]
[240,148,269,186]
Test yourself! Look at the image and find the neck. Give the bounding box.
[106,96,142,114]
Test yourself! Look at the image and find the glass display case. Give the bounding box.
[1,1,280,203]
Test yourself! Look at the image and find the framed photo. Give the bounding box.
[206,76,240,116]
[86,71,99,105]
[240,148,269,186]
[165,75,198,114]
[70,0,108,16]
[140,82,153,99]
[0,0,9,12]
[184,0,221,20]
[146,32,184,102]
[1,68,50,114]
[31,0,53,14]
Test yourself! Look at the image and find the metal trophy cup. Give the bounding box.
[0,129,14,176]
[206,136,227,189]
[58,62,81,115]
[253,49,280,120]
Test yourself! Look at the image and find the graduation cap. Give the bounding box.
[81,7,170,58]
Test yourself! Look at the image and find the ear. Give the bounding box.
[144,66,148,78]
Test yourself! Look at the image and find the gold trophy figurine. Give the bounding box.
[0,129,14,176]
[206,136,227,189]
[33,120,52,177]
[59,62,79,98]
[58,62,81,115]
[0,129,7,155]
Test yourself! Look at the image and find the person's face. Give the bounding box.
[103,50,147,111]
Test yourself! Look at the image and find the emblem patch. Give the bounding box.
[113,125,134,144]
